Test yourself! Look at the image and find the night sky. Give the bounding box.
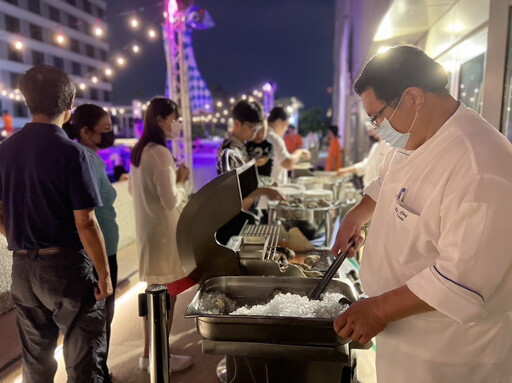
[106,0,335,111]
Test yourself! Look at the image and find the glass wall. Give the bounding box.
[501,6,512,142]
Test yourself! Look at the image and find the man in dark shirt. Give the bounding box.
[0,65,112,382]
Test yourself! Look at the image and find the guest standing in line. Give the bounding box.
[63,104,119,382]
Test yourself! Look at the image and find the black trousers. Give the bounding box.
[11,249,106,383]
[101,254,118,382]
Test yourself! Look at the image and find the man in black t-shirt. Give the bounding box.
[246,121,273,177]
[0,65,112,382]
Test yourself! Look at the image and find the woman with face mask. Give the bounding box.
[129,97,193,374]
[63,104,118,383]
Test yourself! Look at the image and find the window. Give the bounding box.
[103,90,110,102]
[68,14,78,30]
[83,0,91,14]
[48,6,60,22]
[5,0,18,5]
[71,62,81,76]
[5,15,20,33]
[66,0,76,5]
[96,6,104,18]
[100,49,107,61]
[8,45,23,62]
[14,102,28,118]
[86,44,95,58]
[75,88,84,99]
[86,66,95,75]
[29,23,43,41]
[82,21,90,35]
[90,88,98,100]
[53,56,64,69]
[70,38,80,53]
[28,0,40,14]
[32,50,45,66]
[10,72,21,89]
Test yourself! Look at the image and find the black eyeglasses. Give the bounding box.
[369,105,388,128]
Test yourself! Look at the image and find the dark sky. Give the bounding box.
[106,0,335,110]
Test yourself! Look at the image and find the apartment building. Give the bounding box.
[0,0,110,129]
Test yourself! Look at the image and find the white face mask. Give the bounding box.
[375,93,417,149]
[165,120,182,140]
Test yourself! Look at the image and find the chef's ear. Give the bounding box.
[403,87,424,112]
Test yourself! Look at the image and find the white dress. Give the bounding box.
[362,104,512,382]
[129,143,188,284]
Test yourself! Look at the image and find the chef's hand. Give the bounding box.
[331,211,364,258]
[95,274,113,301]
[177,163,190,183]
[334,296,387,345]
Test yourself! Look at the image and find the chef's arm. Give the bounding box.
[0,201,5,236]
[332,194,376,256]
[334,285,434,344]
[74,208,113,300]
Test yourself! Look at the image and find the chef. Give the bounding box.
[332,45,512,382]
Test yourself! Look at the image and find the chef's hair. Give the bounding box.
[19,65,75,121]
[63,104,108,141]
[232,100,264,124]
[268,106,289,123]
[354,45,448,106]
[131,97,179,168]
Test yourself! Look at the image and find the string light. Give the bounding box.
[55,34,65,45]
[148,29,157,39]
[14,40,23,50]
[91,76,98,84]
[132,44,140,53]
[79,83,86,90]
[104,68,113,77]
[216,101,222,107]
[129,16,140,29]
[229,98,235,104]
[94,27,104,37]
[116,56,126,66]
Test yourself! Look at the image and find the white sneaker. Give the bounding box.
[138,355,192,373]
[170,354,193,372]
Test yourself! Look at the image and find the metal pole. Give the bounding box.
[139,284,171,383]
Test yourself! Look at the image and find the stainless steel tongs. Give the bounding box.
[309,239,355,300]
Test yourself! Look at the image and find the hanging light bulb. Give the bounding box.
[216,101,222,107]
[148,29,157,39]
[132,44,140,53]
[79,83,86,90]
[55,34,65,45]
[116,56,125,66]
[14,40,23,50]
[104,68,113,76]
[129,16,139,29]
[91,76,98,84]
[229,98,235,104]
[94,26,103,37]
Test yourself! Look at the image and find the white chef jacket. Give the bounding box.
[267,129,291,185]
[361,103,512,382]
[353,140,391,188]
[128,143,188,284]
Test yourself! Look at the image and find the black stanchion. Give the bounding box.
[139,284,171,383]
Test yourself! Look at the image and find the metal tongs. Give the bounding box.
[309,239,355,300]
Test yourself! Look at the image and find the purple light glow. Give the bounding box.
[167,0,178,21]
[262,82,272,92]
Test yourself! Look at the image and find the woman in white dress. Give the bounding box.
[129,97,194,373]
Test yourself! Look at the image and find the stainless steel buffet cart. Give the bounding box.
[177,161,369,382]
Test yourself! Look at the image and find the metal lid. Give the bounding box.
[176,161,259,284]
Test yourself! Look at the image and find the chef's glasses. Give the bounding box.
[369,105,388,128]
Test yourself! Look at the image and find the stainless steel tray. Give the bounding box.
[185,276,358,347]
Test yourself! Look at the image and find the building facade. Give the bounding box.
[0,0,111,129]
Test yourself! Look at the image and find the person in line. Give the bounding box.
[332,45,512,382]
[266,106,311,185]
[283,124,303,154]
[325,125,343,171]
[2,110,13,136]
[216,100,283,212]
[337,124,390,188]
[63,104,119,382]
[0,65,112,382]
[246,118,273,178]
[129,97,194,373]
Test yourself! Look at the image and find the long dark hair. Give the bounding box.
[130,97,179,167]
[63,104,108,141]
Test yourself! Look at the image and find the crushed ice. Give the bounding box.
[198,291,349,318]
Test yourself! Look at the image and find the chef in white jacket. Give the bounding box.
[332,45,512,382]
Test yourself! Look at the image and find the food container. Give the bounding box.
[185,276,359,347]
